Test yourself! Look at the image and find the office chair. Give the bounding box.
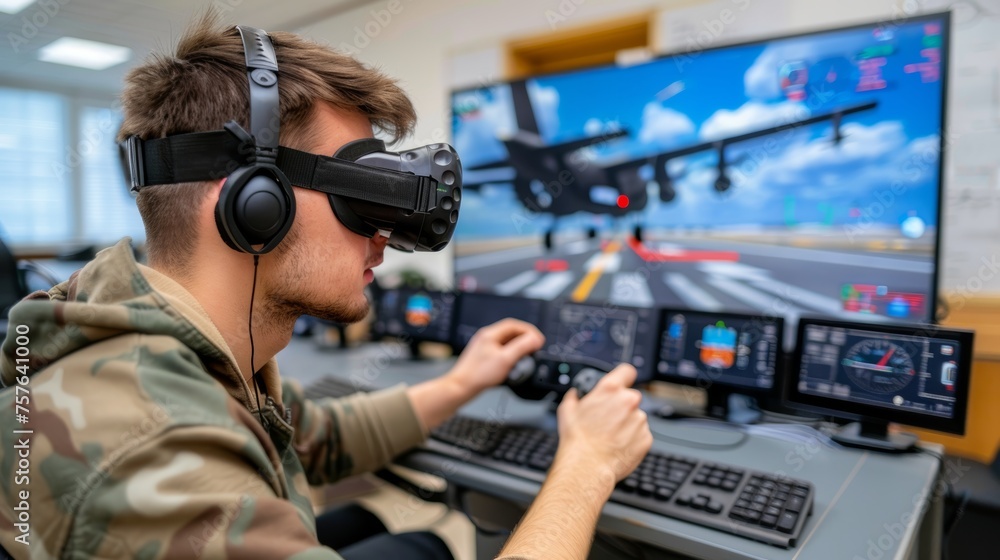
[0,234,60,318]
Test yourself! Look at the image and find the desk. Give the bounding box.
[278,340,945,560]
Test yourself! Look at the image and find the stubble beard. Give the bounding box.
[266,226,371,325]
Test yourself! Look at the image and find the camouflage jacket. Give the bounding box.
[0,240,427,559]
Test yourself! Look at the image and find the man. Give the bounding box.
[0,13,651,560]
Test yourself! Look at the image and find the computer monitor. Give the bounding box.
[371,288,456,344]
[789,318,973,451]
[531,301,659,393]
[655,309,784,420]
[451,292,546,350]
[451,12,949,333]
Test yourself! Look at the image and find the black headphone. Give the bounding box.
[214,26,295,255]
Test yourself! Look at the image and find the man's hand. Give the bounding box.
[498,364,652,560]
[407,319,544,431]
[554,364,652,487]
[447,318,545,395]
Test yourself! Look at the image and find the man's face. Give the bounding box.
[265,103,388,323]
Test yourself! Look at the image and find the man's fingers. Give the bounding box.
[500,330,545,362]
[598,363,637,391]
[481,318,543,344]
[559,387,579,416]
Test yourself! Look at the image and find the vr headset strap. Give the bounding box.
[125,130,244,191]
[125,134,434,212]
[277,147,433,211]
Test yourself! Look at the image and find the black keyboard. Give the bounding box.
[429,416,814,548]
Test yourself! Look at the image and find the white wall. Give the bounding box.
[298,0,908,288]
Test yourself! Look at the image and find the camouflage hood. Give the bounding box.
[1,239,261,406]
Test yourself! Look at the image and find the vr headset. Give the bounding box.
[121,25,462,255]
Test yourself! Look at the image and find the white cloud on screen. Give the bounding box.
[699,101,809,142]
[637,102,696,148]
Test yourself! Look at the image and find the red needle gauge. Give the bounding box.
[876,346,896,368]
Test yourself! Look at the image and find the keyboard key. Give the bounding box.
[721,480,738,492]
[692,496,709,510]
[753,495,768,505]
[735,499,750,509]
[668,471,688,484]
[761,514,778,528]
[639,483,656,496]
[707,476,722,487]
[620,479,638,493]
[676,495,692,506]
[660,481,679,492]
[787,496,805,513]
[765,506,782,517]
[792,486,809,498]
[705,501,723,514]
[528,456,550,470]
[693,475,707,485]
[725,472,742,482]
[777,512,799,533]
[655,487,674,501]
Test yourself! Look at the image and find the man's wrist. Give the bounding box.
[439,369,479,404]
[549,446,618,501]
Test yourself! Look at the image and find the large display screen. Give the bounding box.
[452,14,947,330]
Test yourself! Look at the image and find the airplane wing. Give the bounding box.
[603,101,878,175]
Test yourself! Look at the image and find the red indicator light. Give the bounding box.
[616,195,629,208]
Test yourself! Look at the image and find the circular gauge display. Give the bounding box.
[842,339,916,394]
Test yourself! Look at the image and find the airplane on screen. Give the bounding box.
[459,80,876,249]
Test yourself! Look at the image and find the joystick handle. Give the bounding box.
[507,355,536,386]
[572,367,604,399]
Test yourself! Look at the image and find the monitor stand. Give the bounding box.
[407,339,424,360]
[832,419,918,453]
[705,390,762,425]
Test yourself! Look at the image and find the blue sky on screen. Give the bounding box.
[452,18,944,240]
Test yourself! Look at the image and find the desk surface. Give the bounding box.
[281,340,943,560]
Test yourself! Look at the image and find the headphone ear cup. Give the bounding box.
[216,165,295,254]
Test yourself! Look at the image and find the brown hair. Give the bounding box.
[118,11,416,271]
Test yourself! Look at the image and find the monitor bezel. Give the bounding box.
[653,308,786,397]
[787,317,973,435]
[450,11,952,328]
